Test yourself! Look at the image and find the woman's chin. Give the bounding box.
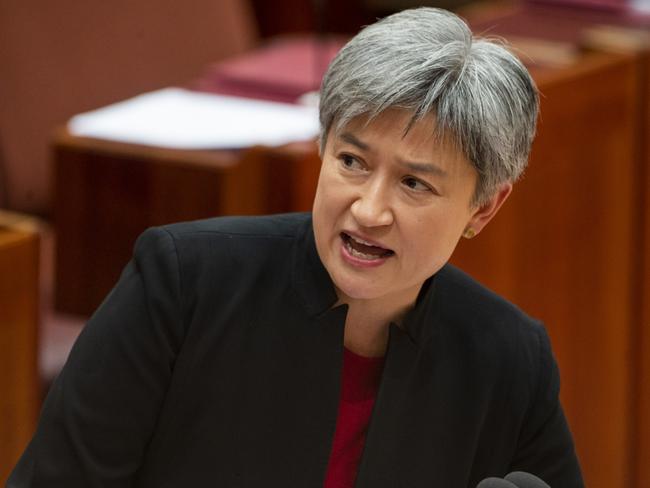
[332,276,387,302]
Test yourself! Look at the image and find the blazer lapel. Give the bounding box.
[354,323,421,488]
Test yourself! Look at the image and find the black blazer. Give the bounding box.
[8,213,583,488]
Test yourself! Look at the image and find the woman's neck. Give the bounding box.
[338,289,418,358]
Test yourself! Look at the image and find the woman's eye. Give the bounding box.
[339,154,363,170]
[402,177,432,192]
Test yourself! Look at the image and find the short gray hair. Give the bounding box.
[319,7,539,206]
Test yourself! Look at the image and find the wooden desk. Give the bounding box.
[53,132,319,316]
[0,213,39,483]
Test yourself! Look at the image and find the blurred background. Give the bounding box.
[0,0,648,486]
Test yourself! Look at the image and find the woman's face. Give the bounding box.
[312,109,506,306]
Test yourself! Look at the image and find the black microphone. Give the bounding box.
[476,471,550,488]
[504,471,551,488]
[476,478,518,488]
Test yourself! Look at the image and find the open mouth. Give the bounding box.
[341,232,395,260]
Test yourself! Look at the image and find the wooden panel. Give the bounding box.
[245,142,322,213]
[451,52,640,488]
[0,214,39,483]
[54,144,222,315]
[632,49,650,488]
[53,136,298,316]
[249,0,372,37]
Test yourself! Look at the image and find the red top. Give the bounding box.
[323,348,385,488]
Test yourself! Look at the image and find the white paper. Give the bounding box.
[68,88,320,149]
[631,0,650,14]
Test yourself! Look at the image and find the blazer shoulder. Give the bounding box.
[133,214,311,308]
[159,212,310,241]
[436,263,539,329]
[432,263,549,376]
[136,213,311,271]
[434,265,557,418]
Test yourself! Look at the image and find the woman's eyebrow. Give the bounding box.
[339,132,369,150]
[400,160,448,178]
[339,131,447,177]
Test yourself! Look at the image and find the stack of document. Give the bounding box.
[68,88,320,150]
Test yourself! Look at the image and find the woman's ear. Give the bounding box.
[463,183,513,239]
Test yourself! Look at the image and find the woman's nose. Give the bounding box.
[350,182,394,228]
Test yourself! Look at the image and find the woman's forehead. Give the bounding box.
[332,110,458,157]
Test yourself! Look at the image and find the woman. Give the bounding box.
[8,7,583,488]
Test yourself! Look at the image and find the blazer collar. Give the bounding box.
[292,215,339,317]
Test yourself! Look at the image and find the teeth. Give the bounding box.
[349,234,384,249]
[345,239,382,260]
